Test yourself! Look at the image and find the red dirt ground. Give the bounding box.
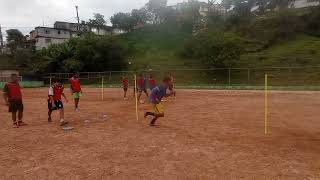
[0,88,320,179]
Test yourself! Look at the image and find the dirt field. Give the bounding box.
[1,88,320,179]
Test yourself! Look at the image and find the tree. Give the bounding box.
[6,29,24,53]
[88,13,106,34]
[131,8,150,24]
[147,0,168,24]
[110,12,135,32]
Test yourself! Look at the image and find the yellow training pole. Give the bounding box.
[102,77,104,101]
[134,74,139,121]
[265,74,268,134]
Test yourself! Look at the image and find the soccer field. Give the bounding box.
[1,88,320,179]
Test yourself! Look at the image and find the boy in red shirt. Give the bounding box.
[121,76,129,100]
[3,74,27,128]
[70,73,82,112]
[137,74,148,103]
[48,79,69,126]
[148,74,156,91]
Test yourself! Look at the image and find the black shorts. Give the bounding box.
[8,100,23,113]
[137,87,147,93]
[48,100,64,111]
[123,86,128,91]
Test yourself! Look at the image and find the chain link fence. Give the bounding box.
[43,66,320,90]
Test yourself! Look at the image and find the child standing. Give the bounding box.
[137,74,148,103]
[169,73,176,98]
[148,74,156,91]
[48,79,69,126]
[144,76,172,126]
[122,76,129,100]
[3,74,27,128]
[70,73,82,112]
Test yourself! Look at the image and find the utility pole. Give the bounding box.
[75,5,80,31]
[0,24,3,49]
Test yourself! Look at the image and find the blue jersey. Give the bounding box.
[149,84,168,104]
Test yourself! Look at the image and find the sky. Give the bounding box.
[0,0,207,39]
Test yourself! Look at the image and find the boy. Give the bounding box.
[122,76,129,100]
[169,73,176,98]
[137,74,148,103]
[48,79,69,126]
[3,74,27,128]
[144,76,172,126]
[70,73,82,112]
[148,74,156,91]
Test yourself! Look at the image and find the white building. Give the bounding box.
[30,27,72,50]
[289,0,320,8]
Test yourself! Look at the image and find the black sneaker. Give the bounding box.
[60,121,69,126]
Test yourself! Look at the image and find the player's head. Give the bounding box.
[149,74,154,78]
[53,79,63,87]
[10,74,19,83]
[73,72,79,78]
[162,76,172,86]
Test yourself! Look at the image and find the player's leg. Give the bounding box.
[56,100,68,126]
[11,112,18,128]
[74,93,80,111]
[17,102,26,126]
[144,89,149,97]
[9,101,19,128]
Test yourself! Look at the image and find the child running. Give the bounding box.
[70,73,82,112]
[169,73,176,98]
[144,76,172,126]
[137,74,148,103]
[3,74,27,128]
[148,74,156,91]
[122,76,129,100]
[48,79,69,126]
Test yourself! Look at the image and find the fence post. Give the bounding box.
[228,68,231,86]
[109,71,112,82]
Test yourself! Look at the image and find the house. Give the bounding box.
[251,0,319,12]
[29,27,72,50]
[288,0,320,8]
[199,2,227,16]
[54,21,90,33]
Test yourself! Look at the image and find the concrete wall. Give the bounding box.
[290,0,320,8]
[35,37,68,50]
[35,27,71,39]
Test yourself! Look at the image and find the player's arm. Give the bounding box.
[62,93,68,103]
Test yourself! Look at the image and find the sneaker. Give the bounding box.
[75,108,80,112]
[18,121,28,126]
[60,121,69,126]
[12,122,19,128]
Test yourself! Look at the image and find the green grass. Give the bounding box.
[239,34,320,67]
[0,81,44,89]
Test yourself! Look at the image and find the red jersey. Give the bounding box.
[51,84,64,101]
[122,78,129,86]
[137,78,145,87]
[148,78,156,88]
[70,77,81,92]
[4,82,22,101]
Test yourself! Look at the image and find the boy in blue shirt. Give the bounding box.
[144,76,172,126]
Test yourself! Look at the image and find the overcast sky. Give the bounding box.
[0,0,207,38]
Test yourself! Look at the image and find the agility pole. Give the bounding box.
[134,74,139,121]
[265,74,268,134]
[102,77,104,101]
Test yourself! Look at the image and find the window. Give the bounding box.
[45,30,50,34]
[58,30,61,34]
[45,38,52,43]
